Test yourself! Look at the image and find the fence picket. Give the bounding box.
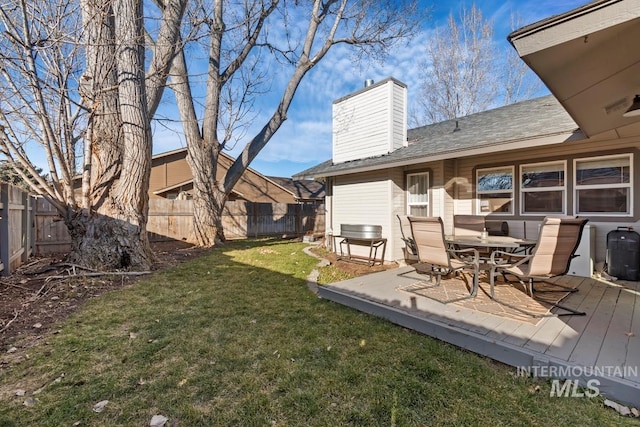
[33,198,325,255]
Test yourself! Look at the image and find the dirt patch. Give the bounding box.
[0,241,209,352]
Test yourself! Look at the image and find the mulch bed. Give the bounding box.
[0,241,208,352]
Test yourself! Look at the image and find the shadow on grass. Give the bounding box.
[0,239,633,426]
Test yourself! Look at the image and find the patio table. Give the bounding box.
[445,235,537,267]
[445,235,536,250]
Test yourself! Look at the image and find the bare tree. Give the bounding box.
[167,0,424,246]
[412,4,542,126]
[0,0,186,270]
[500,12,542,106]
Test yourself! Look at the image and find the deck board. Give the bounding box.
[544,278,606,360]
[596,283,636,374]
[568,286,619,366]
[623,282,640,382]
[318,265,640,407]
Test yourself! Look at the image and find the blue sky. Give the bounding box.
[19,0,591,180]
[150,0,588,179]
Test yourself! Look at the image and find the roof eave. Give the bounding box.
[302,130,584,179]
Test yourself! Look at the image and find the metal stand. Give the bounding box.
[334,236,387,266]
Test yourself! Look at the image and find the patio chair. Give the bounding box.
[489,216,588,316]
[408,216,480,302]
[453,214,485,236]
[396,215,418,262]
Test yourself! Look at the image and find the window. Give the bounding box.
[406,172,429,216]
[574,154,632,216]
[476,166,513,214]
[520,161,566,215]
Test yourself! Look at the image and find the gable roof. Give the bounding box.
[151,147,295,195]
[266,177,325,201]
[294,95,585,179]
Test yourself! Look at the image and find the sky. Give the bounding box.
[148,0,591,179]
[13,0,592,181]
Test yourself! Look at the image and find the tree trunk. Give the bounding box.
[65,209,151,270]
[187,144,227,246]
[67,0,153,271]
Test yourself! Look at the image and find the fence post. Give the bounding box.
[253,202,258,238]
[0,184,9,276]
[21,190,31,261]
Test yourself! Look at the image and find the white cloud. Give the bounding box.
[149,0,590,169]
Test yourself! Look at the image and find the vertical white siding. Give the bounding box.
[391,83,408,151]
[333,79,407,163]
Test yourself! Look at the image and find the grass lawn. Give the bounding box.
[0,239,636,426]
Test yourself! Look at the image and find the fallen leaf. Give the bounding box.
[604,399,631,416]
[23,397,39,407]
[92,400,109,413]
[150,414,168,427]
[178,378,187,387]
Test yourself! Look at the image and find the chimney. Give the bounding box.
[332,77,408,163]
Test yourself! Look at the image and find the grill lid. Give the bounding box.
[340,224,382,240]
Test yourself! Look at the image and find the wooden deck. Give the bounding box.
[318,266,640,407]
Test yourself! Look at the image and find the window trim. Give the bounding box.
[573,153,633,217]
[519,160,567,216]
[476,165,514,216]
[406,171,429,216]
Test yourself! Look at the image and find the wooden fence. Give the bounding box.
[34,199,325,255]
[0,184,33,275]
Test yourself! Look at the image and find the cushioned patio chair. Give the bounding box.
[408,216,480,302]
[396,215,418,262]
[489,216,588,316]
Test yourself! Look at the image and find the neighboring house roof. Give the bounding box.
[150,147,295,199]
[294,95,586,179]
[266,176,325,201]
[152,178,244,198]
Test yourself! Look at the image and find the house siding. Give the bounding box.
[333,79,407,163]
[391,83,408,151]
[451,136,639,263]
[389,167,406,261]
[332,171,394,261]
[358,136,640,264]
[392,161,445,258]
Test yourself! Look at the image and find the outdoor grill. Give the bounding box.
[334,224,386,266]
[339,224,383,240]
